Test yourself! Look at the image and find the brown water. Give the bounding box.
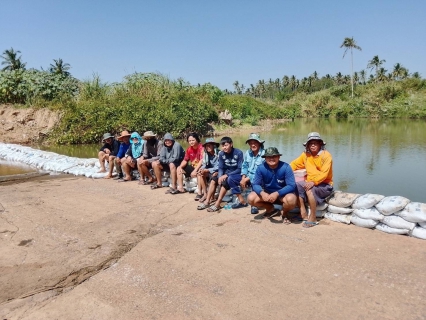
[2,118,426,202]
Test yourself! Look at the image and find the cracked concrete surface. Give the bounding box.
[1,175,426,319]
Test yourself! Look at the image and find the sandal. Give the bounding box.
[165,188,176,194]
[194,194,204,201]
[150,184,162,190]
[197,203,208,210]
[198,195,207,203]
[282,217,292,225]
[302,221,319,228]
[206,205,221,212]
[170,189,186,195]
[262,209,280,219]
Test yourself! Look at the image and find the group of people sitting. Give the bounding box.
[98,130,333,228]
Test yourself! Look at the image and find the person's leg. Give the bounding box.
[203,179,217,205]
[98,151,108,172]
[247,192,274,213]
[114,158,123,179]
[282,193,298,222]
[169,163,178,190]
[152,161,163,186]
[296,182,308,220]
[305,189,317,223]
[121,159,132,181]
[139,160,153,183]
[104,155,116,178]
[212,186,227,209]
[196,174,205,198]
[177,167,185,192]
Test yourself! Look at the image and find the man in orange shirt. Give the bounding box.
[290,132,333,228]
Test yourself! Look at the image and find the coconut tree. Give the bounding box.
[359,70,367,85]
[367,55,386,81]
[340,37,362,97]
[412,72,421,79]
[49,58,71,76]
[1,48,26,71]
[233,80,240,94]
[377,67,388,82]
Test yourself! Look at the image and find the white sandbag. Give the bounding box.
[375,196,410,216]
[315,210,326,218]
[327,191,360,208]
[350,215,378,228]
[92,172,109,179]
[327,204,354,214]
[410,227,426,240]
[352,193,385,209]
[419,221,426,228]
[381,215,416,231]
[353,208,384,221]
[185,181,197,188]
[375,223,409,235]
[317,202,328,211]
[324,212,351,224]
[395,202,426,223]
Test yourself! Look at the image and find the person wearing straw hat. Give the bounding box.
[114,130,131,180]
[237,133,265,213]
[248,147,297,221]
[290,132,333,228]
[195,138,220,206]
[137,131,164,186]
[98,132,120,177]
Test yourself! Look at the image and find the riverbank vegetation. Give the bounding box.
[1,46,425,144]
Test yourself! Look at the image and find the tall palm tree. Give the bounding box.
[1,48,26,71]
[359,70,367,85]
[340,37,362,98]
[49,58,71,76]
[412,72,421,79]
[367,55,386,82]
[376,67,388,82]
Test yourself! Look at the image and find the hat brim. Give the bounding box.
[246,139,265,144]
[142,135,156,139]
[303,138,326,147]
[203,142,219,148]
[102,136,114,142]
[117,134,131,141]
[261,153,282,158]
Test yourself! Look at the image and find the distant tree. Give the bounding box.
[335,72,344,85]
[1,48,26,71]
[359,70,367,85]
[367,55,386,81]
[340,37,362,97]
[49,58,71,76]
[289,75,297,91]
[377,67,388,82]
[282,75,289,88]
[412,72,421,79]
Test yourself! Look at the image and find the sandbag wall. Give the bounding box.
[323,191,426,240]
[0,143,105,178]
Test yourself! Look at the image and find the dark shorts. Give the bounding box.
[183,164,195,177]
[160,161,180,172]
[296,181,333,205]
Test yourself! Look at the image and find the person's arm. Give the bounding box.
[310,152,332,185]
[290,153,305,171]
[142,143,148,159]
[277,164,297,197]
[209,155,219,174]
[125,147,133,159]
[111,140,120,156]
[116,144,125,159]
[159,147,167,163]
[150,140,162,162]
[99,143,109,152]
[241,151,249,176]
[252,166,264,195]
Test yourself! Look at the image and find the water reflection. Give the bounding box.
[2,118,425,202]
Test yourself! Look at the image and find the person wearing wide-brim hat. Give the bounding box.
[137,130,164,187]
[237,133,266,213]
[195,138,220,208]
[98,132,121,178]
[114,130,132,180]
[290,132,333,228]
[248,147,297,221]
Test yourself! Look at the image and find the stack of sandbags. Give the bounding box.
[396,202,426,240]
[324,191,360,224]
[350,194,385,228]
[374,196,413,235]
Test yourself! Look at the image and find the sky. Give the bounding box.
[1,0,425,90]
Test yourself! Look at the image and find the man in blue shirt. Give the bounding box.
[207,137,244,212]
[114,130,131,180]
[248,147,297,223]
[236,133,265,213]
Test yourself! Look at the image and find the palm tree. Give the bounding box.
[233,80,240,94]
[1,48,26,71]
[367,55,386,81]
[412,72,421,79]
[377,67,388,82]
[289,75,297,91]
[359,70,367,85]
[49,58,71,76]
[340,37,362,97]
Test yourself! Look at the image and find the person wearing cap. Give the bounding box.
[119,132,144,182]
[206,136,244,212]
[173,133,204,194]
[98,133,120,177]
[195,138,220,205]
[137,131,164,186]
[290,132,333,228]
[238,133,265,213]
[248,147,297,221]
[152,133,185,191]
[114,130,132,180]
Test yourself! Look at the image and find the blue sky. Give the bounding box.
[1,0,425,90]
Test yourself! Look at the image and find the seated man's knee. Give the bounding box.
[284,193,297,206]
[247,192,258,205]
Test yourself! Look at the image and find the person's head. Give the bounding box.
[303,132,325,155]
[261,147,282,169]
[220,136,233,153]
[142,130,157,141]
[245,133,264,154]
[203,138,219,154]
[130,132,142,144]
[187,132,200,147]
[163,133,175,147]
[117,130,131,144]
[102,133,114,144]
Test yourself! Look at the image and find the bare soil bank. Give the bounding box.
[1,176,425,319]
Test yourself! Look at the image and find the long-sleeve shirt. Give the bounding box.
[218,148,244,177]
[159,141,185,164]
[142,139,163,162]
[201,151,219,174]
[252,161,296,197]
[99,139,120,157]
[116,142,130,159]
[290,150,333,185]
[241,148,265,181]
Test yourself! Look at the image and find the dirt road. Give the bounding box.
[1,176,425,319]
